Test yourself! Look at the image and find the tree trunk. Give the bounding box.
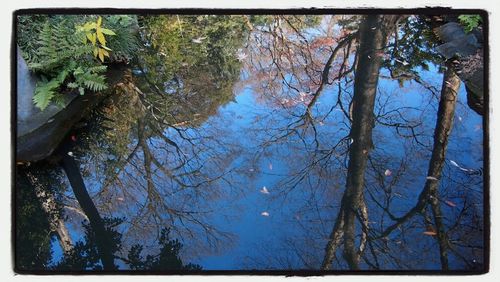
[426,64,460,269]
[61,154,116,270]
[321,15,398,270]
[375,63,460,269]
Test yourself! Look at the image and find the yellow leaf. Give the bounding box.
[101,45,112,51]
[102,49,110,57]
[86,32,93,42]
[96,29,106,45]
[91,33,97,46]
[85,22,96,30]
[423,231,437,236]
[99,49,106,63]
[97,16,102,27]
[98,48,104,62]
[100,28,116,35]
[93,47,99,58]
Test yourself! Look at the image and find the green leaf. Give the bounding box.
[100,28,116,35]
[74,67,84,76]
[458,15,482,33]
[78,87,85,95]
[56,69,69,83]
[33,83,56,110]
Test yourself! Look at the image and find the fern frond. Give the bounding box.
[19,15,137,111]
[76,72,107,92]
[33,78,61,110]
[86,65,108,73]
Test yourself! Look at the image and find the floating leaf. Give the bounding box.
[426,176,438,181]
[394,192,403,198]
[445,200,457,207]
[384,169,392,176]
[395,58,409,66]
[449,160,473,172]
[260,186,270,194]
[423,231,437,236]
[261,211,270,217]
[269,163,273,170]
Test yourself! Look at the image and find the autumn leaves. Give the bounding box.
[79,16,116,62]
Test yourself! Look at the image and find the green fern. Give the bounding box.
[79,72,107,92]
[19,15,138,110]
[72,65,108,93]
[458,15,482,33]
[26,18,110,110]
[32,66,71,110]
[33,77,58,110]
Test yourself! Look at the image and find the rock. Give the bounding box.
[16,58,128,162]
[433,22,484,116]
[17,46,37,122]
[434,23,479,59]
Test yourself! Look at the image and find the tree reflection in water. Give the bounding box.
[16,14,485,272]
[235,15,483,270]
[71,15,250,262]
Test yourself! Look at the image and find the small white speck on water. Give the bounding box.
[260,186,270,194]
